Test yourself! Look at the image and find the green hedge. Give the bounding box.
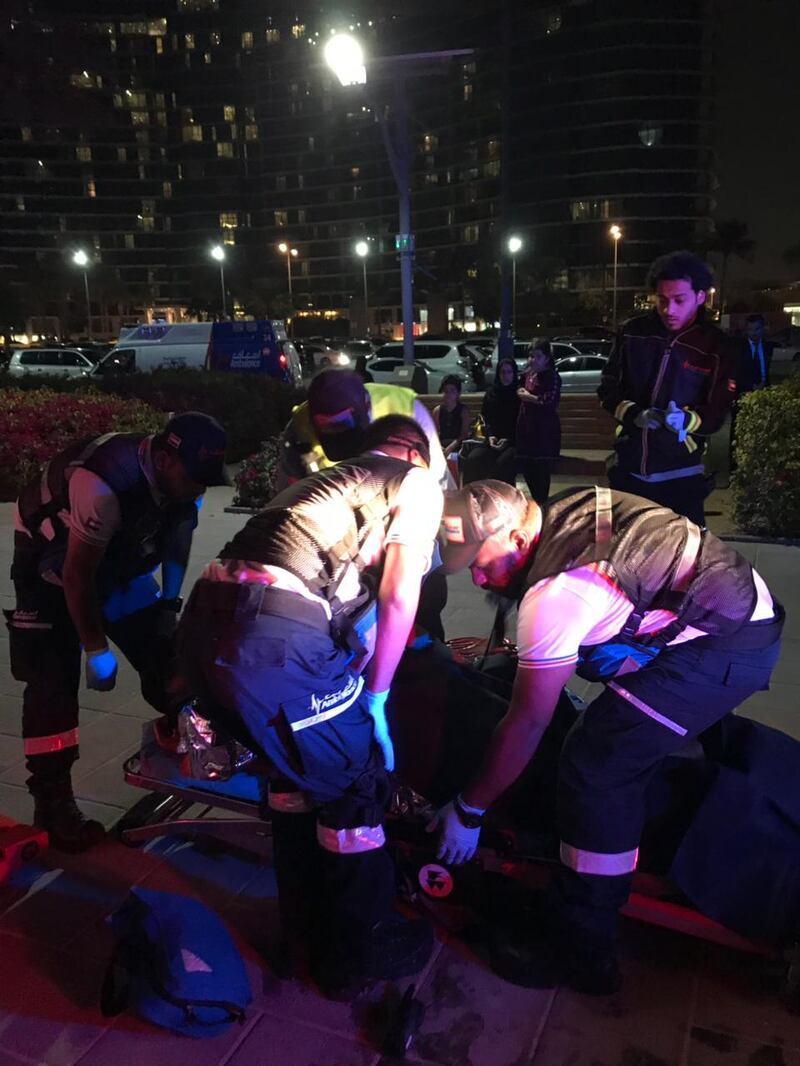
[0,388,164,501]
[0,368,303,463]
[731,375,800,538]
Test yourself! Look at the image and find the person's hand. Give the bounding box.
[634,407,664,430]
[426,800,482,864]
[85,647,118,691]
[664,400,688,441]
[364,689,395,772]
[488,435,498,447]
[495,438,508,449]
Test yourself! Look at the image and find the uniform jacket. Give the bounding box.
[598,311,738,478]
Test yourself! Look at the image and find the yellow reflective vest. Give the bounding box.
[289,382,417,475]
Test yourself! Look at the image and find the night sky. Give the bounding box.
[715,0,800,285]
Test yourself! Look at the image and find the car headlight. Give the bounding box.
[337,353,350,366]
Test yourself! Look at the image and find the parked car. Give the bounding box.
[552,338,613,359]
[7,346,94,379]
[367,340,478,393]
[338,340,376,364]
[554,353,609,393]
[485,339,584,384]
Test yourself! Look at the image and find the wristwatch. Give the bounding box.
[160,596,183,613]
[454,794,486,830]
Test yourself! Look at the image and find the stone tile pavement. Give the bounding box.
[1,485,800,1065]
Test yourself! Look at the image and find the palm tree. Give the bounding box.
[707,219,756,314]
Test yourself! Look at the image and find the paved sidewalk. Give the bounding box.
[1,488,799,1066]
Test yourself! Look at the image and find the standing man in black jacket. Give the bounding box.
[598,251,738,525]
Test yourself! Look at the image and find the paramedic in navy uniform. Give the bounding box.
[8,412,228,852]
[176,414,442,996]
[433,480,783,995]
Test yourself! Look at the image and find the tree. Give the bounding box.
[707,219,756,314]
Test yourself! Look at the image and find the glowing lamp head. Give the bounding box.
[610,225,622,241]
[72,249,89,267]
[355,240,369,258]
[278,242,288,254]
[210,245,225,262]
[324,33,366,86]
[507,236,523,255]
[290,247,298,257]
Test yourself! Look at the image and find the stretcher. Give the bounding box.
[117,638,800,1007]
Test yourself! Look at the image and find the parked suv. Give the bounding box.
[7,346,94,379]
[367,340,478,392]
[485,339,583,384]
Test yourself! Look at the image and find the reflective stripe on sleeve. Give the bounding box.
[267,789,314,814]
[290,675,364,733]
[560,841,639,876]
[24,728,79,756]
[614,400,637,423]
[608,681,688,736]
[316,823,385,854]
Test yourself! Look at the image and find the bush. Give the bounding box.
[731,375,800,538]
[232,437,282,510]
[0,387,164,501]
[0,368,303,462]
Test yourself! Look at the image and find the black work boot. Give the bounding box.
[29,775,106,853]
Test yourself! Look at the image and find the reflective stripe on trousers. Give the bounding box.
[607,681,688,736]
[560,841,639,876]
[317,824,385,854]
[24,728,80,756]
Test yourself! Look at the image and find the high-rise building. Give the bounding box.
[0,0,716,336]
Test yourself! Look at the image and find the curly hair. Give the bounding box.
[646,251,714,294]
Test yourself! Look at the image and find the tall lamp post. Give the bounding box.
[72,249,92,339]
[277,242,298,302]
[609,224,622,331]
[209,245,226,318]
[354,240,370,336]
[325,33,472,365]
[507,235,523,335]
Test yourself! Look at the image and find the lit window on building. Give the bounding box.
[463,83,473,102]
[131,111,148,126]
[223,104,236,122]
[16,196,25,212]
[570,199,610,221]
[95,22,114,35]
[487,138,500,158]
[638,125,663,148]
[266,27,280,43]
[117,146,127,161]
[21,126,32,142]
[223,231,235,245]
[85,179,97,198]
[220,211,238,229]
[183,124,203,142]
[121,21,149,35]
[93,235,101,250]
[124,233,135,249]
[308,135,315,150]
[422,133,439,152]
[276,174,287,191]
[163,181,173,198]
[245,124,258,141]
[274,209,288,227]
[76,145,92,162]
[467,267,478,279]
[70,70,102,90]
[241,30,253,50]
[185,33,195,50]
[291,23,306,39]
[139,216,155,231]
[109,38,117,52]
[484,160,500,178]
[141,199,155,217]
[424,173,438,185]
[211,31,221,45]
[155,37,164,54]
[148,18,167,35]
[352,185,362,200]
[217,142,233,158]
[463,224,479,243]
[177,0,219,9]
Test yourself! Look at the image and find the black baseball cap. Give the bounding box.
[440,480,529,571]
[162,411,228,486]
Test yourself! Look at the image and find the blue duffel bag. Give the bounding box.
[101,887,252,1037]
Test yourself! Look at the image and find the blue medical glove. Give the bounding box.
[364,688,395,772]
[426,798,483,865]
[664,400,688,442]
[85,647,118,692]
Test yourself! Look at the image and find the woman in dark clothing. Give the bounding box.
[432,375,471,455]
[515,340,561,503]
[461,356,520,485]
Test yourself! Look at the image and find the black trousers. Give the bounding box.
[608,467,707,527]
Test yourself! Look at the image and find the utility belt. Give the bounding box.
[189,578,331,635]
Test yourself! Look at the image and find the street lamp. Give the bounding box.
[277,242,298,302]
[354,240,370,336]
[72,249,92,339]
[507,235,523,334]
[325,33,472,365]
[609,224,622,331]
[209,245,226,317]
